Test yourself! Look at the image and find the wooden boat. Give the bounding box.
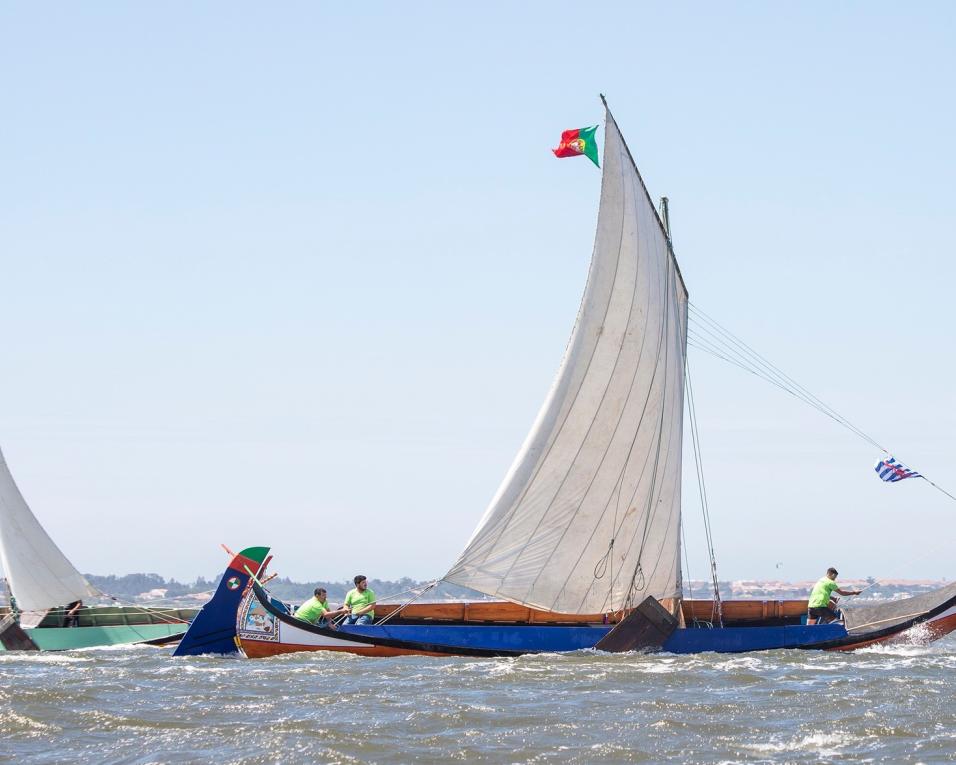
[224,96,955,659]
[234,584,956,657]
[0,447,195,651]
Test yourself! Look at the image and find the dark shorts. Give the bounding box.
[809,606,837,621]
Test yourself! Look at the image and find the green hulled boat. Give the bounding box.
[0,447,196,651]
[0,605,196,652]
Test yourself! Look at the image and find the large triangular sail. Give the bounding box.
[443,104,689,614]
[0,447,99,613]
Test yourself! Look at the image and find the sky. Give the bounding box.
[1,3,953,587]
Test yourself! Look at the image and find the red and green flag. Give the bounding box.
[552,125,600,168]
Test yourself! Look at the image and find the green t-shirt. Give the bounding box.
[808,577,840,609]
[345,587,375,619]
[294,596,330,624]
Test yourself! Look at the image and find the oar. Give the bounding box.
[243,564,266,588]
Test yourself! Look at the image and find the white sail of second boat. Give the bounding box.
[444,105,689,615]
[0,447,99,613]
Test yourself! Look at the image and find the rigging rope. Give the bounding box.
[1,565,189,625]
[374,581,440,626]
[688,304,887,451]
[685,358,723,627]
[8,601,190,624]
[686,303,956,504]
[317,580,442,628]
[680,521,694,604]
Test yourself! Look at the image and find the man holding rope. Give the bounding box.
[293,588,348,630]
[807,567,861,624]
[344,575,376,625]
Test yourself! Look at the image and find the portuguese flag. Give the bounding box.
[552,125,600,168]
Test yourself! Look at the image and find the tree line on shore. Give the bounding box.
[82,572,948,605]
[84,572,468,603]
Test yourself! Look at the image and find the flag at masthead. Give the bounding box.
[552,126,600,167]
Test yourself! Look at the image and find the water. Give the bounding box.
[2,635,955,764]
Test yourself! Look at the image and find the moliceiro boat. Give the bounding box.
[235,584,956,657]
[233,97,956,659]
[0,448,195,651]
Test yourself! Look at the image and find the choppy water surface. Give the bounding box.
[2,635,955,764]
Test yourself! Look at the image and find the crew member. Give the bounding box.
[63,600,83,628]
[344,575,376,625]
[293,588,347,629]
[807,567,861,624]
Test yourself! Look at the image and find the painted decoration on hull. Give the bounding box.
[237,588,278,643]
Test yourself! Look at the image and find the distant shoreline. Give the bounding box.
[77,573,952,606]
[4,572,942,607]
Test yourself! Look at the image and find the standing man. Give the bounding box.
[807,567,861,624]
[344,575,376,625]
[63,600,83,628]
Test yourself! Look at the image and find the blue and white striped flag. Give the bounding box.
[874,456,922,483]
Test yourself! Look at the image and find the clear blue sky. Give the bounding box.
[1,3,953,585]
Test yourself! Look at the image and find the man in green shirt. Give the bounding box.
[344,575,376,625]
[807,567,861,624]
[293,588,348,630]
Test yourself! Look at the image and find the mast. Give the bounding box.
[659,197,671,241]
[660,196,723,624]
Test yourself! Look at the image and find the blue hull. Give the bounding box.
[337,621,848,655]
[341,623,613,653]
[662,623,846,653]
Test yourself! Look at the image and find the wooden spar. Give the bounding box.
[659,196,671,240]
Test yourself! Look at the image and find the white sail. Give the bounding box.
[0,447,99,613]
[444,106,689,614]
